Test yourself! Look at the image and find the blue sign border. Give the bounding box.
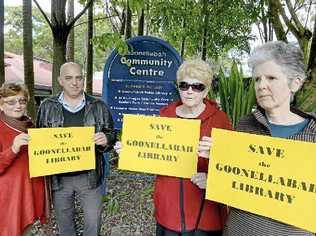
[102,36,182,103]
[102,36,182,129]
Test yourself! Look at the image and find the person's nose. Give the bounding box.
[256,77,268,90]
[187,86,194,93]
[15,101,22,108]
[71,77,78,85]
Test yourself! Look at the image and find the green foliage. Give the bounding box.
[93,32,129,56]
[218,62,256,128]
[103,194,120,215]
[4,6,53,59]
[102,190,132,215]
[295,81,316,112]
[4,5,112,72]
[149,0,259,59]
[140,186,153,197]
[129,0,145,17]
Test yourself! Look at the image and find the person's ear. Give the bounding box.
[203,87,210,98]
[58,76,62,86]
[289,78,303,93]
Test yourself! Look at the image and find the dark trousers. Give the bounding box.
[156,223,222,236]
[53,173,103,236]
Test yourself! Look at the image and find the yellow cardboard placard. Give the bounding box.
[119,114,200,178]
[28,127,95,177]
[206,128,316,233]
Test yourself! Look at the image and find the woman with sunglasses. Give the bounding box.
[114,59,232,235]
[0,83,45,236]
[153,59,232,235]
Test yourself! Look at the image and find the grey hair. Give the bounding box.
[59,62,82,76]
[248,41,306,85]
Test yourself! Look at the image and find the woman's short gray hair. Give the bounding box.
[248,41,306,83]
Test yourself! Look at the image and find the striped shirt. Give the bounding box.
[224,107,316,236]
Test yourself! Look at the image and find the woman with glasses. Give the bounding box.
[0,83,45,236]
[115,59,231,235]
[153,59,231,236]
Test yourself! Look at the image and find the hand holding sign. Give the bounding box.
[191,172,207,189]
[93,132,108,146]
[197,136,212,159]
[114,141,122,154]
[12,133,30,154]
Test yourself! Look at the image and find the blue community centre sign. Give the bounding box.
[103,36,182,129]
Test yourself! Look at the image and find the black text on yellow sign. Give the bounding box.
[28,127,95,177]
[119,114,200,178]
[206,128,316,233]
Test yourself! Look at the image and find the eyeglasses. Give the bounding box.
[3,98,28,106]
[178,81,206,92]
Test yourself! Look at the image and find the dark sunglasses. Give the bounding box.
[178,81,206,92]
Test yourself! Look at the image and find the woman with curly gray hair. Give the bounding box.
[223,41,315,236]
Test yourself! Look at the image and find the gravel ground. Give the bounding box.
[32,163,156,236]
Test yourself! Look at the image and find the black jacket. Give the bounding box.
[36,93,116,190]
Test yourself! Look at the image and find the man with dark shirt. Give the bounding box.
[36,62,115,235]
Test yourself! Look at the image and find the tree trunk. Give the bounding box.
[52,35,67,94]
[23,0,35,119]
[125,0,132,39]
[86,3,93,95]
[66,0,74,61]
[180,0,187,58]
[201,0,209,60]
[308,16,316,83]
[0,0,4,85]
[267,0,287,42]
[34,0,94,95]
[120,9,126,36]
[138,9,144,36]
[51,0,68,94]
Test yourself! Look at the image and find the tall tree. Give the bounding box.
[201,0,210,60]
[180,0,187,58]
[0,0,4,85]
[66,0,75,61]
[149,0,259,59]
[137,9,144,36]
[125,0,132,39]
[4,6,53,62]
[23,0,35,119]
[86,1,93,95]
[33,0,94,94]
[273,0,312,60]
[267,0,288,42]
[264,0,316,111]
[308,16,316,83]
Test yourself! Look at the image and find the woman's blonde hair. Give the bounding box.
[0,82,29,101]
[177,59,213,88]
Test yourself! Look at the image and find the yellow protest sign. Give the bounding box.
[206,128,316,233]
[119,114,200,178]
[28,127,95,177]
